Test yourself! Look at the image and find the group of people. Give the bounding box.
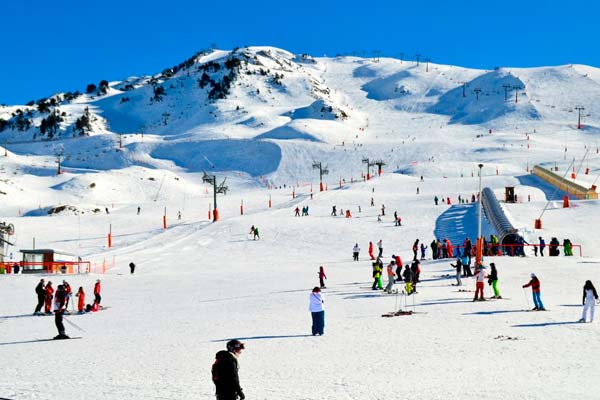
[294,205,310,216]
[34,278,103,339]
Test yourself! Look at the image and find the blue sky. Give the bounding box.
[1,0,597,105]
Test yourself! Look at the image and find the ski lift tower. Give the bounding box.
[372,159,386,176]
[202,172,228,222]
[312,161,329,191]
[0,221,15,263]
[362,158,371,180]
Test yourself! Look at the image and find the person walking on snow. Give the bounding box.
[93,279,102,308]
[377,239,383,258]
[212,340,246,400]
[76,286,86,314]
[488,263,501,299]
[450,257,462,286]
[252,226,260,240]
[294,207,300,217]
[473,265,487,301]
[352,243,360,261]
[309,287,325,335]
[371,262,383,290]
[523,273,545,310]
[385,261,396,293]
[53,284,69,339]
[539,237,546,257]
[331,205,337,216]
[580,280,598,323]
[318,266,327,289]
[44,281,54,314]
[34,278,46,315]
[368,241,376,260]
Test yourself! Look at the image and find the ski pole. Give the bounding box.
[522,288,531,309]
[63,316,86,332]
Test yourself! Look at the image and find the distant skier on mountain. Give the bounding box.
[352,243,360,261]
[580,280,598,323]
[331,205,337,216]
[377,239,383,258]
[252,227,259,240]
[294,207,300,217]
[523,273,545,311]
[434,196,439,206]
[412,239,419,261]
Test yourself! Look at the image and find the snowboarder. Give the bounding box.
[368,241,375,260]
[44,281,54,314]
[93,279,102,307]
[377,239,383,258]
[539,237,545,257]
[309,287,325,335]
[318,266,327,289]
[76,286,85,314]
[212,340,246,400]
[489,263,501,299]
[580,280,598,323]
[450,257,462,286]
[129,262,136,274]
[34,278,46,315]
[523,273,545,310]
[352,243,360,261]
[385,261,396,293]
[473,265,487,301]
[53,284,69,339]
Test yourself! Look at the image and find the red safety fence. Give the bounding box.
[0,261,92,274]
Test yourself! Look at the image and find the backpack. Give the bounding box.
[211,351,227,385]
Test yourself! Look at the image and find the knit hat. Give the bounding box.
[530,273,536,278]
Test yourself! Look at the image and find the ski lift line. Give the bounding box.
[153,174,167,202]
[538,158,575,221]
[574,148,590,177]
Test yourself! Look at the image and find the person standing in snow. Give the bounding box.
[385,261,396,293]
[44,281,54,314]
[252,226,259,240]
[62,280,72,311]
[450,257,462,286]
[381,204,385,216]
[412,239,419,261]
[488,263,501,299]
[309,287,325,335]
[393,254,403,282]
[76,286,86,314]
[538,237,545,257]
[403,265,414,295]
[294,207,300,217]
[331,205,337,216]
[93,279,102,307]
[371,262,382,290]
[377,239,383,258]
[473,265,487,301]
[34,278,46,315]
[129,262,136,274]
[368,241,375,260]
[212,340,246,400]
[420,243,427,260]
[434,196,439,206]
[523,273,545,311]
[410,260,420,294]
[352,243,360,261]
[318,266,327,289]
[580,280,598,323]
[53,284,69,339]
[461,251,473,277]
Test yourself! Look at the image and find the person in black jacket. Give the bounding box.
[54,284,69,339]
[34,279,46,315]
[212,340,245,400]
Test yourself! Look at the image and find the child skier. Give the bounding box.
[523,273,545,310]
[371,262,383,290]
[473,265,487,301]
[580,280,598,323]
[488,263,501,299]
[318,266,327,289]
[76,286,86,314]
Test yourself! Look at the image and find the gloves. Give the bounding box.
[522,285,526,288]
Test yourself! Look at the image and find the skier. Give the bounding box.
[403,265,414,295]
[412,239,419,261]
[318,266,327,289]
[430,240,438,259]
[539,237,546,257]
[309,287,325,335]
[212,340,246,400]
[411,260,420,293]
[488,263,501,299]
[434,196,439,206]
[129,262,136,274]
[371,197,375,206]
[523,273,545,311]
[34,278,46,315]
[563,239,573,256]
[62,280,72,310]
[381,204,385,216]
[450,257,462,286]
[177,211,181,220]
[393,254,403,282]
[294,207,300,217]
[420,243,427,260]
[580,280,598,323]
[377,239,383,258]
[368,241,375,260]
[76,286,86,314]
[252,226,260,240]
[473,265,487,301]
[385,261,396,293]
[137,206,141,215]
[53,284,69,339]
[331,205,337,216]
[44,281,54,314]
[352,243,360,261]
[461,250,473,277]
[93,279,102,308]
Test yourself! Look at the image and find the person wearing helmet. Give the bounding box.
[523,273,545,311]
[93,279,102,308]
[53,284,69,339]
[212,340,245,400]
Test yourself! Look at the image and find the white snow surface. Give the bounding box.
[1,46,600,400]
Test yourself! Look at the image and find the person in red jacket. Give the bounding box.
[76,286,86,314]
[318,266,327,289]
[368,242,375,260]
[523,273,545,310]
[62,280,72,310]
[93,279,102,307]
[44,281,54,314]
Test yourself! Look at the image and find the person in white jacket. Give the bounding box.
[309,287,325,335]
[473,265,487,301]
[352,243,360,261]
[580,280,599,323]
